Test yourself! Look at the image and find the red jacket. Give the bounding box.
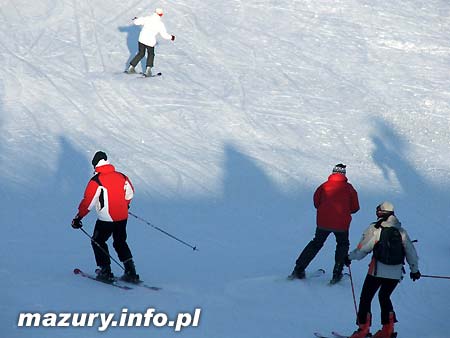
[313,173,359,231]
[78,164,134,222]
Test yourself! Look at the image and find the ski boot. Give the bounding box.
[121,258,140,283]
[350,313,372,338]
[143,66,152,77]
[330,262,344,284]
[125,65,136,74]
[96,265,114,282]
[288,267,306,280]
[373,312,397,338]
[329,273,343,284]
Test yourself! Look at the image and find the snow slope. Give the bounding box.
[1,0,450,337]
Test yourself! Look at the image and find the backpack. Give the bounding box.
[373,226,405,265]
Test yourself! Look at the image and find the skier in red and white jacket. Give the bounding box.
[72,151,139,282]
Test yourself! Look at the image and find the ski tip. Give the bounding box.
[314,333,329,338]
[331,331,351,338]
[73,268,82,274]
[150,286,162,291]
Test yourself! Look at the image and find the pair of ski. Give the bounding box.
[316,332,397,338]
[287,268,326,280]
[314,331,355,338]
[315,332,397,338]
[123,71,162,78]
[287,268,347,285]
[73,268,161,291]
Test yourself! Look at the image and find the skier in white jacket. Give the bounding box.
[346,201,420,338]
[125,8,175,77]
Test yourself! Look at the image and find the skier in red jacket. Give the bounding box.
[289,164,360,283]
[71,151,140,283]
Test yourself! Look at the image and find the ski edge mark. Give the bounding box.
[331,331,350,338]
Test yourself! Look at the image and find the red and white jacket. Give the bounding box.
[77,161,134,222]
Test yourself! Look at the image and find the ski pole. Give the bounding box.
[128,212,198,251]
[421,274,450,280]
[79,228,125,271]
[348,265,358,317]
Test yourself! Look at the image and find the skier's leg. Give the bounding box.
[372,279,398,337]
[145,46,155,68]
[378,279,399,324]
[350,275,380,338]
[332,230,350,280]
[92,220,113,267]
[294,228,330,272]
[143,45,155,76]
[357,274,382,324]
[129,42,146,68]
[112,219,132,262]
[112,220,139,282]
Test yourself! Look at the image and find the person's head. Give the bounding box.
[332,163,346,175]
[376,201,394,219]
[91,151,108,168]
[155,8,163,17]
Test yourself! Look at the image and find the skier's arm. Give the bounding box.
[158,22,173,40]
[402,230,419,273]
[124,176,134,204]
[77,180,101,218]
[313,185,323,209]
[349,225,377,261]
[132,17,146,26]
[349,185,360,214]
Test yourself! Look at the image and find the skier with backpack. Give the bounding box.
[345,201,421,338]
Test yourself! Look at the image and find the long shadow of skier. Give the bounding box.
[369,116,448,259]
[129,142,307,286]
[118,24,145,71]
[2,129,450,338]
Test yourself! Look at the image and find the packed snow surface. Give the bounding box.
[1,0,450,337]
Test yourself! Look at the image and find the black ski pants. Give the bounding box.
[130,42,155,68]
[357,274,399,325]
[91,219,133,267]
[295,227,349,275]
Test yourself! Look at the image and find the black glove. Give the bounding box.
[71,216,83,229]
[171,35,175,41]
[410,271,421,281]
[344,255,352,267]
[132,17,137,20]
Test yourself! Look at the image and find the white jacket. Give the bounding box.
[349,215,419,280]
[133,14,172,47]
